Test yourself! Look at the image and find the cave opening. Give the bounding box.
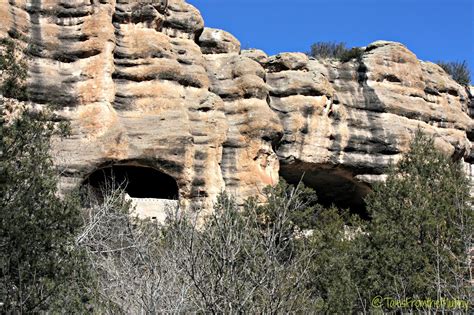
[84,165,179,200]
[279,164,371,219]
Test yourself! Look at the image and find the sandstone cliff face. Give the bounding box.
[264,42,472,209]
[1,0,472,215]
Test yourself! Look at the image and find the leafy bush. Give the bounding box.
[339,47,365,63]
[0,39,28,100]
[0,105,93,313]
[308,41,364,62]
[0,40,92,312]
[306,206,365,313]
[360,130,473,311]
[437,60,471,86]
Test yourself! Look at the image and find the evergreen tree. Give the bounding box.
[0,40,92,313]
[307,206,361,313]
[0,39,28,100]
[0,104,93,313]
[361,130,473,311]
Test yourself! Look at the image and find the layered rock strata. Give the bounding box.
[1,0,472,216]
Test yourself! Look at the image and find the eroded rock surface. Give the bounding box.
[1,0,472,215]
[268,41,472,210]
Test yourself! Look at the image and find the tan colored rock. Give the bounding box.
[241,49,268,65]
[203,52,282,203]
[269,41,472,210]
[1,2,472,216]
[266,52,309,72]
[198,28,240,54]
[163,0,204,38]
[267,70,334,98]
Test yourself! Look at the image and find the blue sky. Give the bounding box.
[187,0,474,82]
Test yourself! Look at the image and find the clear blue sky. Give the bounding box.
[187,0,474,82]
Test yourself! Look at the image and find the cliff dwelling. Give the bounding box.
[84,165,179,220]
[1,0,471,220]
[279,164,372,218]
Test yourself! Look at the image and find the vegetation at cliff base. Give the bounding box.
[75,132,472,313]
[358,131,473,310]
[1,107,473,313]
[0,39,28,100]
[0,107,94,313]
[1,39,472,313]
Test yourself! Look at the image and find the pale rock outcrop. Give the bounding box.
[0,1,472,216]
[241,49,268,65]
[269,41,472,209]
[199,28,240,55]
[203,52,282,203]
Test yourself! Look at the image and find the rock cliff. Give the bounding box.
[1,0,473,215]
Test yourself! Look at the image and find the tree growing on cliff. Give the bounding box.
[360,130,473,312]
[437,60,471,86]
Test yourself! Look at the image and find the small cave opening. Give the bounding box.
[279,164,371,219]
[84,165,179,200]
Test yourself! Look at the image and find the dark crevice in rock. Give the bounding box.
[382,74,402,83]
[439,88,459,97]
[84,165,179,200]
[424,87,441,96]
[56,9,92,19]
[196,106,212,112]
[114,59,152,67]
[279,162,371,218]
[177,58,192,65]
[408,94,430,102]
[58,33,90,42]
[193,28,204,45]
[114,51,166,59]
[466,130,474,142]
[265,63,290,73]
[112,72,203,88]
[269,90,325,98]
[53,49,102,63]
[327,145,400,155]
[216,93,264,102]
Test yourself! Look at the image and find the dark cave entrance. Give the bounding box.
[279,163,371,219]
[84,165,179,200]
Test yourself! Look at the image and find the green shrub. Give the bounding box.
[308,41,364,62]
[437,60,471,86]
[0,39,28,100]
[0,41,93,312]
[339,47,364,63]
[0,106,93,313]
[360,130,473,311]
